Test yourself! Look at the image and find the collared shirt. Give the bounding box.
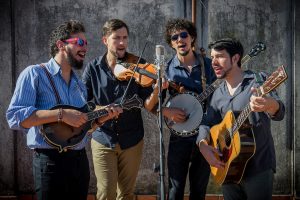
[82,52,153,149]
[6,58,89,150]
[165,52,216,96]
[197,70,285,177]
[164,52,216,140]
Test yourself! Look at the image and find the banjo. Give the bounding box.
[165,42,266,137]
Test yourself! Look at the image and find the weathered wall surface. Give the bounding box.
[0,0,15,195]
[0,0,297,197]
[293,0,300,197]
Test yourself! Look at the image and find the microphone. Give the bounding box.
[155,45,165,77]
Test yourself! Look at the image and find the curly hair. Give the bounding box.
[49,20,85,57]
[102,19,129,37]
[164,18,197,48]
[208,38,244,67]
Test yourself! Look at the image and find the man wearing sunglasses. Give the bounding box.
[162,18,216,200]
[6,20,120,200]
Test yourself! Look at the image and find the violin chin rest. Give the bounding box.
[114,64,127,76]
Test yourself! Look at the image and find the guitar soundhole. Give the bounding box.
[221,148,231,162]
[217,136,232,163]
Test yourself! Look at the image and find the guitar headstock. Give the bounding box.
[248,42,266,58]
[121,94,144,110]
[260,65,288,95]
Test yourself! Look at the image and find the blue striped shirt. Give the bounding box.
[6,58,89,150]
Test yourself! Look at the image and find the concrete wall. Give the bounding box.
[293,0,300,197]
[0,0,15,195]
[0,0,297,197]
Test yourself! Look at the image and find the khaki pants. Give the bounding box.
[91,138,144,200]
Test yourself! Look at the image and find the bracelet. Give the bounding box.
[58,108,63,123]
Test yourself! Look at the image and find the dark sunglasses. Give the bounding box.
[171,32,189,41]
[64,37,88,47]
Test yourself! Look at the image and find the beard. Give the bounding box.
[109,49,124,59]
[66,47,84,70]
[178,49,190,56]
[217,60,234,79]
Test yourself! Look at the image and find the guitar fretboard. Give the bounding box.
[241,55,251,67]
[232,105,252,135]
[87,109,108,121]
[196,80,222,102]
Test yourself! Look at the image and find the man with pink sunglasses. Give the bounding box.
[6,20,121,200]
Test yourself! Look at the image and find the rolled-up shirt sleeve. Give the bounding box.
[268,93,285,121]
[6,66,38,131]
[196,125,210,144]
[259,72,285,121]
[196,95,222,145]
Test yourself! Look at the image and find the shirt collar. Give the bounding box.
[220,70,255,88]
[47,58,80,82]
[243,70,256,80]
[171,51,201,69]
[47,58,62,75]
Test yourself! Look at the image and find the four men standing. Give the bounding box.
[6,17,285,200]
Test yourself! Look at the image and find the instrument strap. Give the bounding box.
[199,55,207,91]
[254,72,264,86]
[40,63,62,104]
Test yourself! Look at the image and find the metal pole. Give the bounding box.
[192,0,196,24]
[157,63,166,200]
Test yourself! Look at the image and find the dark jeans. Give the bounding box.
[167,135,210,200]
[33,148,90,200]
[222,169,274,200]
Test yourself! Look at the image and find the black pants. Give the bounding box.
[222,169,274,200]
[167,136,211,200]
[33,148,90,200]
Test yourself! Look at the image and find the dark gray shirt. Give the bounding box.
[197,70,285,177]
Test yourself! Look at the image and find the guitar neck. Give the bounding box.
[87,109,108,121]
[232,104,252,134]
[197,79,222,102]
[241,55,251,66]
[85,94,143,121]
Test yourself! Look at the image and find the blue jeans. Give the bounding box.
[33,148,90,200]
[222,169,274,200]
[167,135,210,200]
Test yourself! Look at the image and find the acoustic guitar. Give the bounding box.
[40,94,143,152]
[209,65,287,185]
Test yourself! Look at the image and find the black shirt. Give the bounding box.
[82,52,153,149]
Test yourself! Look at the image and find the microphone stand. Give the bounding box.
[156,52,166,200]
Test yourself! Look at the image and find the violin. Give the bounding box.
[113,53,186,92]
[113,53,158,87]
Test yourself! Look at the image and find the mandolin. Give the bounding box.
[40,94,143,152]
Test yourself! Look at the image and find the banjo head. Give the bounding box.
[165,92,203,137]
